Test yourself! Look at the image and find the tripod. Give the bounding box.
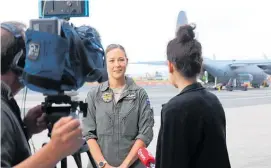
[41,94,97,168]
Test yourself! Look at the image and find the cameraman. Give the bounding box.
[1,21,84,168]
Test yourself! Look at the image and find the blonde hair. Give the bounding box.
[105,43,127,57]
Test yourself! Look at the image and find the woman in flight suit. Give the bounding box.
[155,25,231,168]
[82,44,154,168]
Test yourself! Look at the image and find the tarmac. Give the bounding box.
[14,85,271,168]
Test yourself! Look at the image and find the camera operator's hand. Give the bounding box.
[23,105,47,138]
[49,116,84,160]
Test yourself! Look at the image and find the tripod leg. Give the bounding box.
[73,153,82,168]
[61,157,67,168]
[87,151,97,168]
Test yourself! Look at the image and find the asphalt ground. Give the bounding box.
[14,86,271,168]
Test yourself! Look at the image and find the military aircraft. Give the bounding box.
[131,10,271,88]
[202,57,271,87]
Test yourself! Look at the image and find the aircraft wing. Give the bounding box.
[229,63,247,68]
[257,64,271,69]
[229,62,271,75]
[129,61,167,65]
[229,62,271,68]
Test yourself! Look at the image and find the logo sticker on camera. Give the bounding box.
[28,42,40,60]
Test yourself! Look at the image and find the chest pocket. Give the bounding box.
[95,97,114,136]
[119,92,139,137]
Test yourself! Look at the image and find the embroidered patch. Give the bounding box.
[125,93,136,100]
[102,92,113,102]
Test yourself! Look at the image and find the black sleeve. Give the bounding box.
[197,107,231,168]
[1,110,16,167]
[155,105,190,168]
[155,103,203,168]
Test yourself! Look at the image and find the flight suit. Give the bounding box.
[82,77,154,168]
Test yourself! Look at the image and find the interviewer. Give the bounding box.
[1,21,84,168]
[155,24,231,168]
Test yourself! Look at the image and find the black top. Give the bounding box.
[155,82,231,168]
[1,82,31,167]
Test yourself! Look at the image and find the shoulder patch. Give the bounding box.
[146,98,150,105]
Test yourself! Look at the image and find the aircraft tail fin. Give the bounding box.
[176,11,188,33]
[176,10,199,39]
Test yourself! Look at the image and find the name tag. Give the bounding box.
[124,93,136,100]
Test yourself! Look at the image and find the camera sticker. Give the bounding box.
[28,42,40,60]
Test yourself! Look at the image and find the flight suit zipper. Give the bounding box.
[116,89,127,164]
[116,93,122,163]
[111,89,119,160]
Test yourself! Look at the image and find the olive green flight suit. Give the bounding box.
[82,77,154,168]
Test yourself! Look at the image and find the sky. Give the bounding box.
[1,0,271,65]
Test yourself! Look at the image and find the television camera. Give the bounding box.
[22,1,107,167]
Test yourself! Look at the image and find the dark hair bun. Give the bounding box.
[176,24,196,43]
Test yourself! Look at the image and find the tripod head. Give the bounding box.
[41,92,97,168]
[41,93,87,137]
